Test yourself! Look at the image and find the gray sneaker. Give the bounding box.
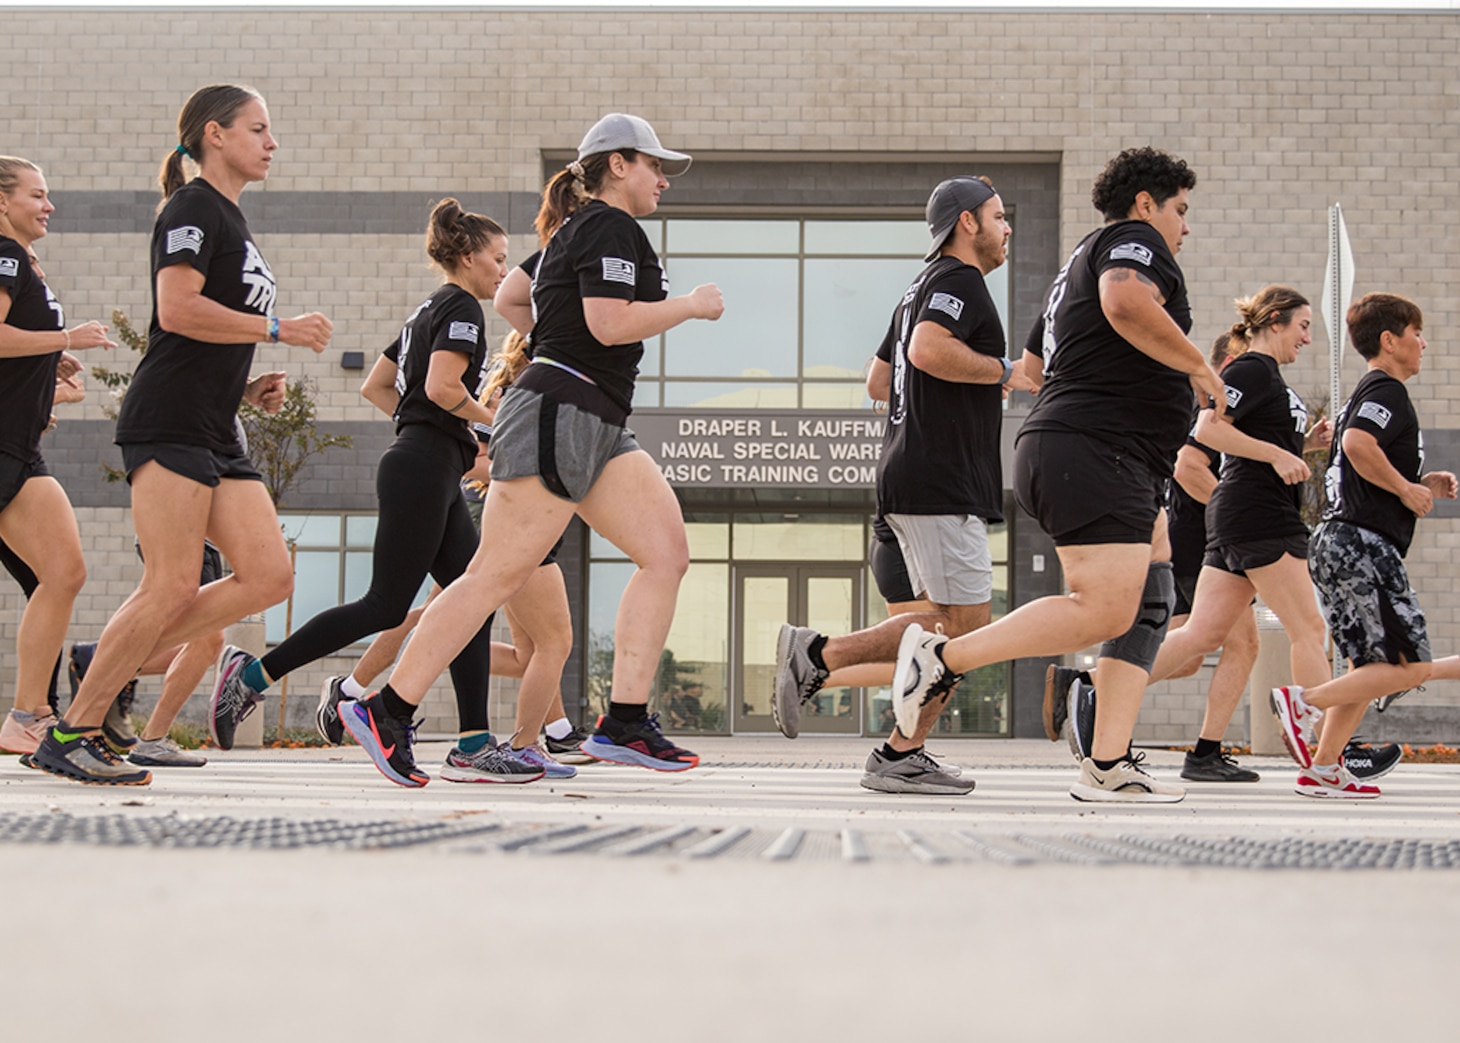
[772,624,828,740]
[34,728,151,786]
[209,646,263,751]
[129,736,208,767]
[1070,753,1184,803]
[440,739,546,783]
[860,747,975,795]
[102,680,139,753]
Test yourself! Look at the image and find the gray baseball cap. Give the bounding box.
[924,176,997,261]
[578,113,692,177]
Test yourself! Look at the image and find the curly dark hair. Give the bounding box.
[1091,147,1197,222]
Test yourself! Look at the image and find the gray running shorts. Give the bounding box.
[883,513,993,606]
[1309,520,1430,668]
[488,386,639,503]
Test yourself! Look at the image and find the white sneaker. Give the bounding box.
[891,624,963,738]
[1070,753,1185,803]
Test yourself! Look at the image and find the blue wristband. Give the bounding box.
[999,357,1014,385]
[267,315,280,343]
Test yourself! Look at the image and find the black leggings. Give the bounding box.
[0,538,63,715]
[259,425,492,732]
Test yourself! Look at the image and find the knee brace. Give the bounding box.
[1099,560,1174,673]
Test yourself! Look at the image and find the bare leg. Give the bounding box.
[1247,554,1330,690]
[574,452,690,706]
[1304,659,1431,764]
[1147,567,1253,684]
[0,477,86,714]
[1196,606,1260,742]
[505,564,572,745]
[352,603,427,688]
[385,477,576,705]
[140,631,226,741]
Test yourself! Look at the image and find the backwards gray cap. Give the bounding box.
[577,113,692,177]
[923,176,997,261]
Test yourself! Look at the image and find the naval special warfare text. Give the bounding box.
[656,416,886,486]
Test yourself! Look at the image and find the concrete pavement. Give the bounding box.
[2,737,1457,1041]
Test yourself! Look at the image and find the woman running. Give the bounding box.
[1141,286,1332,741]
[35,85,332,785]
[0,155,116,762]
[212,199,542,782]
[344,112,723,786]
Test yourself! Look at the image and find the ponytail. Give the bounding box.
[159,84,263,208]
[425,197,506,272]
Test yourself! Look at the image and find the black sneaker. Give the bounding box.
[34,725,152,786]
[1042,664,1089,742]
[102,680,139,753]
[1374,686,1421,713]
[209,645,263,750]
[338,693,429,787]
[315,675,349,746]
[581,713,699,772]
[1067,676,1096,763]
[1343,738,1403,780]
[544,724,593,765]
[67,641,97,699]
[1180,747,1260,782]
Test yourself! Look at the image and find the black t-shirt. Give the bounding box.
[382,283,487,466]
[1204,352,1309,547]
[117,179,275,453]
[0,236,63,462]
[1167,418,1219,574]
[529,200,665,415]
[1020,220,1194,474]
[874,258,1006,520]
[1323,369,1423,555]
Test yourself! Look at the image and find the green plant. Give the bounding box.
[239,376,352,507]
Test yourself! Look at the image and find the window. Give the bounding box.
[635,216,1012,410]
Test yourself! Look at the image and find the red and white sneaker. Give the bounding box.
[1270,686,1320,768]
[1296,763,1380,799]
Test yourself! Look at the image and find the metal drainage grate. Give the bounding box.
[0,812,501,850]
[3,812,1460,869]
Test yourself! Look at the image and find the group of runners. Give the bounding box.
[0,84,1449,801]
[774,148,1454,802]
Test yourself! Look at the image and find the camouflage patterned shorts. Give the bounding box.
[1308,521,1430,667]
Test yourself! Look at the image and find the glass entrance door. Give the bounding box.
[734,564,864,733]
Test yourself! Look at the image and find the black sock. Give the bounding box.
[1092,756,1122,771]
[1193,737,1221,759]
[609,701,648,725]
[881,743,917,761]
[807,635,828,672]
[380,685,416,722]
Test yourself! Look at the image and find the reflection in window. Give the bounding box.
[732,513,865,561]
[803,257,924,378]
[663,257,798,378]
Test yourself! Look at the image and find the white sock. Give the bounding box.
[341,675,368,700]
[544,717,572,740]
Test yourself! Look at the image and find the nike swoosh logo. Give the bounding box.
[381,743,396,758]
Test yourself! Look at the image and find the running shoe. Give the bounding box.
[67,641,96,698]
[771,624,829,739]
[1296,763,1380,799]
[544,724,593,765]
[339,693,429,788]
[1374,685,1421,714]
[1042,664,1088,742]
[581,713,699,771]
[1066,675,1096,764]
[315,675,350,746]
[507,741,577,779]
[1343,738,1402,781]
[102,680,139,753]
[129,736,208,767]
[1180,747,1260,782]
[0,708,58,755]
[1269,686,1320,769]
[890,624,963,740]
[440,739,545,784]
[210,645,264,751]
[859,747,975,795]
[1070,752,1184,803]
[34,726,152,786]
